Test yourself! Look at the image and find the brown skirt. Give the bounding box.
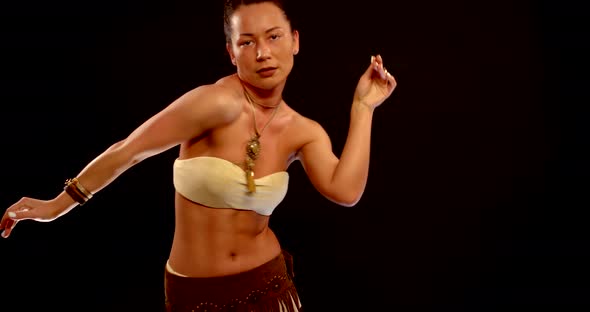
[164,250,302,312]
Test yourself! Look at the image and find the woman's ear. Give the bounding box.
[292,30,300,55]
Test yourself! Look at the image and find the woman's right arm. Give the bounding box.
[0,84,240,238]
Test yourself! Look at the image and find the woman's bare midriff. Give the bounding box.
[167,193,283,277]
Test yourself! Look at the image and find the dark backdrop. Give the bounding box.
[1,0,588,311]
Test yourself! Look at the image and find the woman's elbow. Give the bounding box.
[328,189,364,207]
[106,140,142,170]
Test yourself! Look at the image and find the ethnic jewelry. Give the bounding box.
[64,177,93,205]
[242,84,281,193]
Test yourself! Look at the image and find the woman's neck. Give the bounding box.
[239,78,284,109]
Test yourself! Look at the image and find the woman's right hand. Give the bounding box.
[1,197,66,238]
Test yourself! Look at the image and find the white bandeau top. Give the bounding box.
[172,156,289,216]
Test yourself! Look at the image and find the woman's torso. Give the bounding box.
[168,75,310,277]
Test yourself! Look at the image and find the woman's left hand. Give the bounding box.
[353,54,397,109]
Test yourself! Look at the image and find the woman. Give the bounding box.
[0,0,396,311]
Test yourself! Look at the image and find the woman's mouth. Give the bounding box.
[257,67,277,77]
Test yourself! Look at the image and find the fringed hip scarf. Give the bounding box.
[164,250,302,312]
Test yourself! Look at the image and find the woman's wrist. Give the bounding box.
[351,100,375,117]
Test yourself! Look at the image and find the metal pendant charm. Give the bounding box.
[246,136,261,160]
[245,168,256,193]
[245,134,260,194]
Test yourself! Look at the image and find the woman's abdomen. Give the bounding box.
[167,197,282,277]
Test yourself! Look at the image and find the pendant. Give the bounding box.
[246,135,261,160]
[245,157,256,193]
[245,135,260,193]
[245,168,256,193]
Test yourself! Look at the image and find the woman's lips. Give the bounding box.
[257,67,277,77]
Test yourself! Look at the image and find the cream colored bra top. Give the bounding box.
[172,156,289,216]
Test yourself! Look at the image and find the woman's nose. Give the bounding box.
[256,44,271,61]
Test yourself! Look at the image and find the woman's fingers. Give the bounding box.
[371,54,389,80]
[1,197,39,238]
[1,218,17,238]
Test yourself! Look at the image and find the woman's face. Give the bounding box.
[226,2,299,90]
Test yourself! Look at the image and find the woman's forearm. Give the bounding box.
[330,101,375,205]
[73,140,139,194]
[54,139,138,211]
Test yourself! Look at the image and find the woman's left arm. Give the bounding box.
[298,55,396,206]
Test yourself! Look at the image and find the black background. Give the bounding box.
[1,0,589,311]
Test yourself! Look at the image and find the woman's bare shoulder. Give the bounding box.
[183,75,239,104]
[287,107,322,131]
[174,75,243,122]
[282,104,326,145]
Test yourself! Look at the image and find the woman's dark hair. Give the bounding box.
[223,0,294,43]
